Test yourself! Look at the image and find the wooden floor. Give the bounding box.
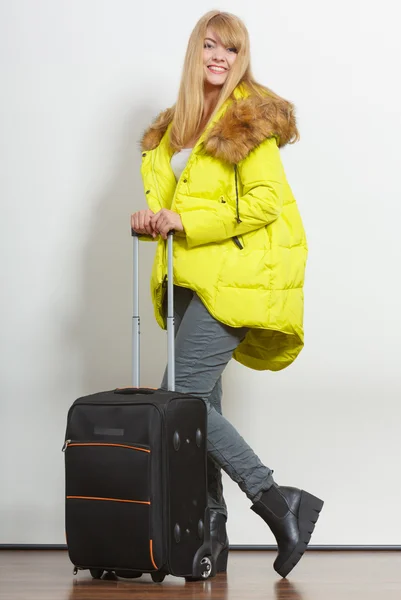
[1,550,400,600]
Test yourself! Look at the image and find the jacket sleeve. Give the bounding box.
[179,136,285,248]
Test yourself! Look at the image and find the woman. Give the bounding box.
[131,10,324,579]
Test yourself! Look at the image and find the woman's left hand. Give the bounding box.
[150,209,185,239]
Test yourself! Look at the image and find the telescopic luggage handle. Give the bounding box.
[131,229,175,391]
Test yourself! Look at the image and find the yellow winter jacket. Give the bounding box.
[139,82,308,371]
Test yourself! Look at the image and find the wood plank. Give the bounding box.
[0,550,400,600]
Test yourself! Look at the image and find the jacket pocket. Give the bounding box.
[64,441,157,571]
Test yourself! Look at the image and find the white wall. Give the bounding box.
[1,0,400,545]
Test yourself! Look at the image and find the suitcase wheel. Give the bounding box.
[115,570,142,579]
[151,570,167,583]
[90,568,104,579]
[185,556,213,582]
[200,556,212,579]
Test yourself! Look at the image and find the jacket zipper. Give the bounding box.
[233,235,243,250]
[150,150,169,292]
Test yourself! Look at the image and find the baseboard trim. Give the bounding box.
[1,544,401,551]
[231,545,401,551]
[0,545,68,550]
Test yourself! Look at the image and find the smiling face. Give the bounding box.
[203,27,238,88]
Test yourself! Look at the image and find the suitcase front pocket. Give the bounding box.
[65,441,157,571]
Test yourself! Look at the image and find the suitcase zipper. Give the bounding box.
[62,440,150,453]
[159,409,169,571]
[62,439,71,452]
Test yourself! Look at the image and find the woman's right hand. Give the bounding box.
[131,209,158,238]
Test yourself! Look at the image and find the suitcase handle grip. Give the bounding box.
[131,229,175,392]
[131,229,153,238]
[131,229,175,238]
[114,387,156,395]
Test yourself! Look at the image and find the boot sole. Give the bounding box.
[275,490,324,578]
[210,545,229,576]
[216,546,229,573]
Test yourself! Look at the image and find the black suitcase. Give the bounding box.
[63,232,213,582]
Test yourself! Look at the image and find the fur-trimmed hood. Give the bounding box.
[140,88,298,164]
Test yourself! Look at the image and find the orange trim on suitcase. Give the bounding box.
[67,442,150,453]
[150,539,158,569]
[66,496,150,505]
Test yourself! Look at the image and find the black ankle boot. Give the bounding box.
[210,510,229,576]
[251,483,324,578]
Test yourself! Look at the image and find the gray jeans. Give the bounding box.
[160,285,275,518]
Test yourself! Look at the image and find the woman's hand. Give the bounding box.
[150,209,185,240]
[131,209,158,238]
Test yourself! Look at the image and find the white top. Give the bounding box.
[170,147,193,181]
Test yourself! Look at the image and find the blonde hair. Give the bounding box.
[169,10,299,151]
